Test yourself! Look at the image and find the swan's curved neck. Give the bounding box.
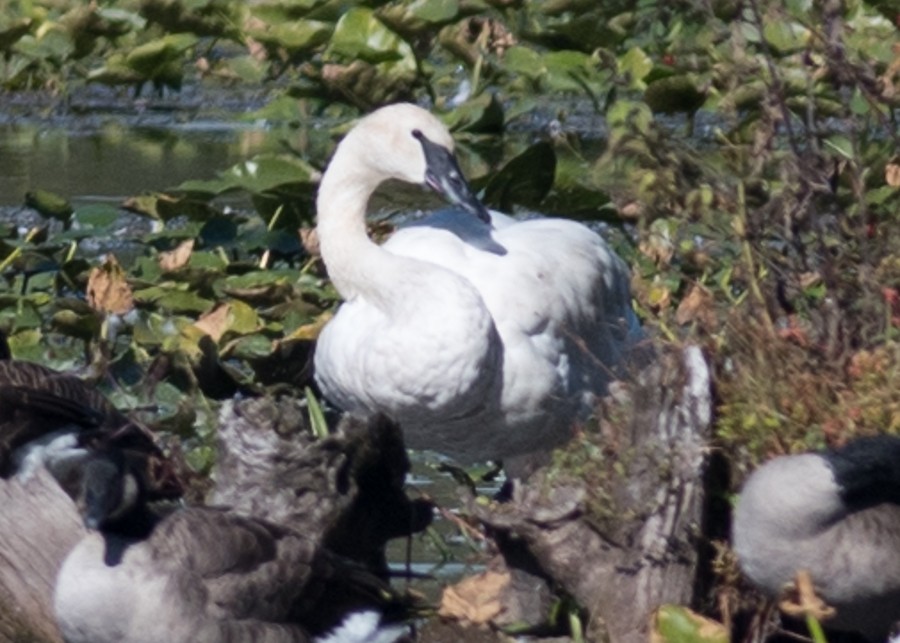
[316,143,423,308]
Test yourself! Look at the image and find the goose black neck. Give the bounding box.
[825,435,900,509]
[81,449,159,539]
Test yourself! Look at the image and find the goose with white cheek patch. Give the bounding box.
[314,103,643,466]
[55,451,409,643]
[733,435,900,642]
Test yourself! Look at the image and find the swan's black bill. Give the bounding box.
[414,131,491,224]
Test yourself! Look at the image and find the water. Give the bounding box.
[0,120,284,206]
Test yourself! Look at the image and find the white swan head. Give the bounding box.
[325,103,490,223]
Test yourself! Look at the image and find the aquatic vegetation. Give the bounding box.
[3,0,900,640]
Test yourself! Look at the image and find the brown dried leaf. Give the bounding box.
[886,162,900,187]
[87,254,134,315]
[299,227,319,257]
[675,283,716,329]
[438,570,508,626]
[159,239,195,272]
[194,303,231,342]
[779,570,836,621]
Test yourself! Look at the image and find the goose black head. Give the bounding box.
[79,450,142,531]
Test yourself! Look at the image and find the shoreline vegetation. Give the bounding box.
[1,0,899,641]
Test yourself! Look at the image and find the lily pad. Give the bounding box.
[174,154,319,197]
[482,141,557,211]
[327,7,416,67]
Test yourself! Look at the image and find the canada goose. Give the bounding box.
[55,450,410,643]
[0,335,180,502]
[314,103,642,464]
[732,435,900,641]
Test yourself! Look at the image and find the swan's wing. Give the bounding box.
[386,212,640,357]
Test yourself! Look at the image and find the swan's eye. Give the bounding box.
[412,129,424,140]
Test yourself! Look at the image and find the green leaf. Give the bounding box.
[618,47,653,86]
[652,605,728,643]
[245,19,332,53]
[763,20,810,54]
[72,204,121,230]
[133,285,215,314]
[823,135,854,160]
[482,142,556,211]
[305,386,329,438]
[24,189,73,221]
[174,154,319,196]
[327,7,415,69]
[444,93,504,133]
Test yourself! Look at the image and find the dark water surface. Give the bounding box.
[0,119,284,205]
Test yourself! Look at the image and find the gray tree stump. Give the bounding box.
[469,345,713,643]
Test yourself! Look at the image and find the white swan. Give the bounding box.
[314,103,642,463]
[732,436,900,642]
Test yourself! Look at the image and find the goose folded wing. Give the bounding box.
[150,508,316,620]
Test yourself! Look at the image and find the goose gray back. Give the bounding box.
[733,435,900,641]
[55,450,407,643]
[314,103,643,464]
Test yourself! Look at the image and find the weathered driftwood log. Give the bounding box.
[213,397,433,574]
[0,468,85,643]
[461,345,712,643]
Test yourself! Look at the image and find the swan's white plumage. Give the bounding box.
[314,103,641,461]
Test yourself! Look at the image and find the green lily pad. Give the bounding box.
[377,0,460,36]
[24,189,73,222]
[125,33,198,75]
[327,7,416,67]
[13,26,75,64]
[482,141,557,211]
[174,154,319,197]
[72,203,122,230]
[133,284,215,314]
[245,18,332,54]
[763,19,810,54]
[444,93,504,133]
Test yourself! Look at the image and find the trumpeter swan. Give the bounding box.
[314,103,642,463]
[732,435,900,641]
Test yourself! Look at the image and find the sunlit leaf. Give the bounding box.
[133,285,215,314]
[72,204,122,230]
[651,605,728,643]
[618,46,653,86]
[763,20,810,54]
[174,154,319,196]
[327,7,416,69]
[245,19,332,53]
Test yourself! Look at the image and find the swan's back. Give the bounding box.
[382,209,641,457]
